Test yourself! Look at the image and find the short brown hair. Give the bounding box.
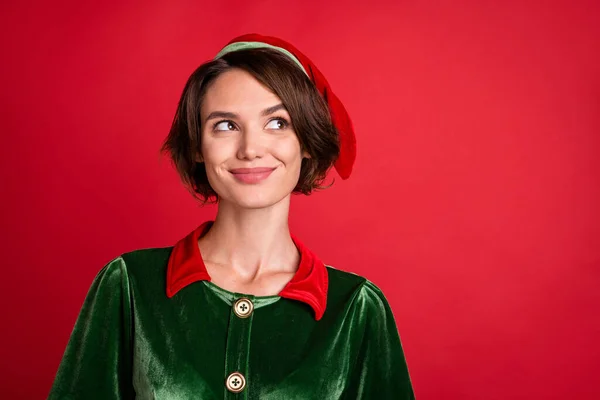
[161,48,340,203]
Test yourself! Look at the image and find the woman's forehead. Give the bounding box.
[201,69,283,115]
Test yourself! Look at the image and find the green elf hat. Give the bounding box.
[215,33,356,180]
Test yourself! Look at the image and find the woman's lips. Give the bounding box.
[229,167,276,184]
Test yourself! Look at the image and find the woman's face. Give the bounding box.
[198,68,308,209]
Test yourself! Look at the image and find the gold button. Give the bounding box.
[226,371,246,393]
[233,297,254,318]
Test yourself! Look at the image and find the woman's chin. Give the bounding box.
[222,189,291,210]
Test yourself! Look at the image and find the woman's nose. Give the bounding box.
[236,126,266,160]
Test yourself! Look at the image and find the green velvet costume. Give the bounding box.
[49,222,415,399]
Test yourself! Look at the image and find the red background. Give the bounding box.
[1,1,599,398]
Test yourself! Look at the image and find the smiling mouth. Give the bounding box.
[229,167,277,184]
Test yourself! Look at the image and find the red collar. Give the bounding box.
[166,221,328,320]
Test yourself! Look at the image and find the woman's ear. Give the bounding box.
[195,153,204,163]
[302,150,311,159]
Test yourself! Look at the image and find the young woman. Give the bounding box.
[49,34,415,399]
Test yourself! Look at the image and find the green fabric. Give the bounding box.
[214,41,309,77]
[49,247,415,399]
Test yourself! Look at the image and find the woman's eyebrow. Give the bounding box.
[205,111,238,122]
[261,103,286,116]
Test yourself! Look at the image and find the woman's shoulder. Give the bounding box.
[325,265,384,290]
[93,246,174,283]
[325,265,392,312]
[120,246,173,268]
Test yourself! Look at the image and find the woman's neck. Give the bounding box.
[198,196,300,282]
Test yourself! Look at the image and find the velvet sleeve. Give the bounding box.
[48,257,134,400]
[344,280,416,399]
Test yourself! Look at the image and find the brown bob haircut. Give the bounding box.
[161,48,340,203]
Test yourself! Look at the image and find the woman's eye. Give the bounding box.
[214,121,236,131]
[265,118,289,130]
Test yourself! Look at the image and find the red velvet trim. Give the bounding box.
[166,222,328,321]
[224,33,356,180]
[279,233,328,321]
[166,221,213,298]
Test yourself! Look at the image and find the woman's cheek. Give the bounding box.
[273,136,302,164]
